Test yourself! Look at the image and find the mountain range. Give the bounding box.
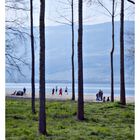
[6,21,134,84]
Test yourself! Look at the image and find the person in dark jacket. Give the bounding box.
[52,88,55,95]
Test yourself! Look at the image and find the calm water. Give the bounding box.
[6,83,134,97]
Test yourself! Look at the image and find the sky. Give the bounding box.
[32,0,135,26]
[5,0,135,27]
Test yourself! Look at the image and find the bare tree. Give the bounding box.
[120,0,126,105]
[6,0,36,111]
[30,0,35,114]
[77,0,84,120]
[5,0,30,78]
[71,0,75,100]
[97,0,116,102]
[39,0,47,135]
[88,0,118,102]
[111,0,115,102]
[50,0,76,100]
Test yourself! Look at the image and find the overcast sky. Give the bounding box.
[6,0,135,27]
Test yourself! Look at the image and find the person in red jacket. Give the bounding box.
[59,88,62,96]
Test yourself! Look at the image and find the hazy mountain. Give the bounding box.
[6,21,134,84]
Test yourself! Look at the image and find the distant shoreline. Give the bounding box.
[5,82,135,84]
[6,92,134,103]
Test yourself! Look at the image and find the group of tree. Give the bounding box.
[39,0,84,134]
[6,0,135,135]
[5,0,29,78]
[38,0,135,134]
[5,0,36,112]
[53,0,76,101]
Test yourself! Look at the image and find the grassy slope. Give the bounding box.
[6,98,134,140]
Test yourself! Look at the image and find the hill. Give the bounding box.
[6,21,134,84]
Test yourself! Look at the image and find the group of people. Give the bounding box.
[52,86,68,96]
[11,87,110,102]
[11,87,26,96]
[96,89,110,102]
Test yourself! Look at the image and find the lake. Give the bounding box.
[6,83,134,97]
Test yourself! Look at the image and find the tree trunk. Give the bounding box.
[71,0,75,101]
[77,0,84,120]
[30,0,35,114]
[120,0,126,105]
[39,0,46,135]
[111,0,115,102]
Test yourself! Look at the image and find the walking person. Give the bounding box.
[65,86,68,95]
[55,86,58,94]
[23,87,26,94]
[52,88,55,95]
[59,88,62,96]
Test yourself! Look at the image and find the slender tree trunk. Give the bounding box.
[120,0,126,105]
[77,0,84,120]
[71,0,75,101]
[39,0,46,135]
[30,0,35,114]
[111,0,115,102]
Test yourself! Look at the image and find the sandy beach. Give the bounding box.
[6,92,134,103]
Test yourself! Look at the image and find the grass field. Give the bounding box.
[6,98,134,140]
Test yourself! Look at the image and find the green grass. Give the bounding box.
[6,98,134,140]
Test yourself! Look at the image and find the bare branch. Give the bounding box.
[56,9,72,24]
[127,0,135,4]
[57,0,71,5]
[5,5,29,11]
[48,18,71,26]
[97,0,112,16]
[5,53,29,66]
